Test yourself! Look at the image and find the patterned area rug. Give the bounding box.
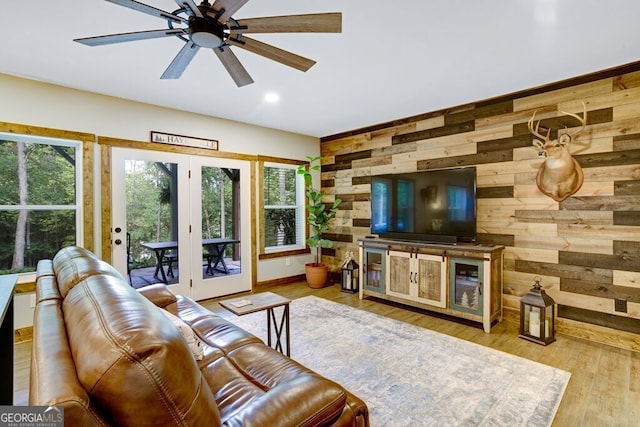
[228,296,570,427]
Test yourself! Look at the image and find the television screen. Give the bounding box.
[370,167,476,243]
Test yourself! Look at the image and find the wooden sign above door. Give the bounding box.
[150,131,219,151]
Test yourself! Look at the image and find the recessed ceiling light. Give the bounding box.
[264,93,280,103]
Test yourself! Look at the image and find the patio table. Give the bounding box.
[141,238,239,283]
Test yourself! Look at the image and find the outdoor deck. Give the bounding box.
[128,259,241,289]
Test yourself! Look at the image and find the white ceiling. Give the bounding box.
[3,0,640,138]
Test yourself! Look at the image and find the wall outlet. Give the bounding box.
[614,298,627,313]
[30,294,36,308]
[285,257,291,266]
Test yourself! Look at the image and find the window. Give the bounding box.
[0,132,82,274]
[262,163,305,251]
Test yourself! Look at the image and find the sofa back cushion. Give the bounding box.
[35,260,62,303]
[53,246,123,298]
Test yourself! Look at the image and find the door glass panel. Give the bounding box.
[125,160,180,287]
[201,166,241,279]
[364,248,384,293]
[450,259,482,315]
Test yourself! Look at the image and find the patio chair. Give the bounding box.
[164,251,178,278]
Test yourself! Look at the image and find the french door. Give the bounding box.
[111,147,251,300]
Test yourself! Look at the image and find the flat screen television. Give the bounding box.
[370,167,477,244]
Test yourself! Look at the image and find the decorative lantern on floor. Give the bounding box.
[341,251,359,293]
[519,276,556,345]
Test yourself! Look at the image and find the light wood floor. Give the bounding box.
[15,281,640,426]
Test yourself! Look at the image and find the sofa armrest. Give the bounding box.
[225,376,347,427]
[137,283,177,308]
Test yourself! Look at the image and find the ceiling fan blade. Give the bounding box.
[106,0,186,23]
[213,46,254,87]
[161,41,201,79]
[209,0,250,22]
[229,13,342,34]
[174,0,203,18]
[74,29,185,46]
[227,36,316,72]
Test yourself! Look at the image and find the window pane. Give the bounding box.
[201,166,236,242]
[125,160,178,269]
[264,167,296,206]
[0,134,80,274]
[0,209,76,273]
[263,164,303,250]
[0,140,75,205]
[201,166,241,279]
[265,208,299,246]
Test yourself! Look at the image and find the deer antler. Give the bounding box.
[558,101,587,141]
[527,111,551,142]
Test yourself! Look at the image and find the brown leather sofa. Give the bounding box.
[30,246,368,426]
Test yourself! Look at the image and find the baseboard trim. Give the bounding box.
[256,274,306,288]
[503,307,640,352]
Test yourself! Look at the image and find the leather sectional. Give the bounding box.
[30,246,368,426]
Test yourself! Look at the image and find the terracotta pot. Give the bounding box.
[305,262,328,288]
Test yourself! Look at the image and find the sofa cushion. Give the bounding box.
[137,283,178,308]
[203,343,347,426]
[161,308,204,360]
[169,295,263,354]
[62,274,221,426]
[53,246,123,298]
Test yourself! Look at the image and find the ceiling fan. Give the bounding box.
[74,0,342,87]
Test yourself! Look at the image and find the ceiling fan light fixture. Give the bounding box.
[74,1,343,86]
[189,18,224,48]
[191,31,222,48]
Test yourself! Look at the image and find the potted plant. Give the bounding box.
[297,156,341,288]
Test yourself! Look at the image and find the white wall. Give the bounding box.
[0,74,317,158]
[13,294,35,329]
[0,73,319,326]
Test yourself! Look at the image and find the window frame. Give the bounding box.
[0,123,94,281]
[258,158,309,259]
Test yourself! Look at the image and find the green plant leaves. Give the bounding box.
[297,156,342,263]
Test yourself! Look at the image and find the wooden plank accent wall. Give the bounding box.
[320,65,640,335]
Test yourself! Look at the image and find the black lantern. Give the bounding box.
[341,256,359,293]
[519,276,556,345]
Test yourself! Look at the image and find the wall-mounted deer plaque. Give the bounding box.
[528,102,587,202]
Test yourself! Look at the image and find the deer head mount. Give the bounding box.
[528,102,587,202]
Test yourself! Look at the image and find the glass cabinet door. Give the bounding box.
[449,258,483,316]
[363,247,385,293]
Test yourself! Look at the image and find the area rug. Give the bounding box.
[227,296,570,427]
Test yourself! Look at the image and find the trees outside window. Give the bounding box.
[0,133,81,274]
[263,164,304,250]
[124,161,237,268]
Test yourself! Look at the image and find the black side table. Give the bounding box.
[219,292,291,356]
